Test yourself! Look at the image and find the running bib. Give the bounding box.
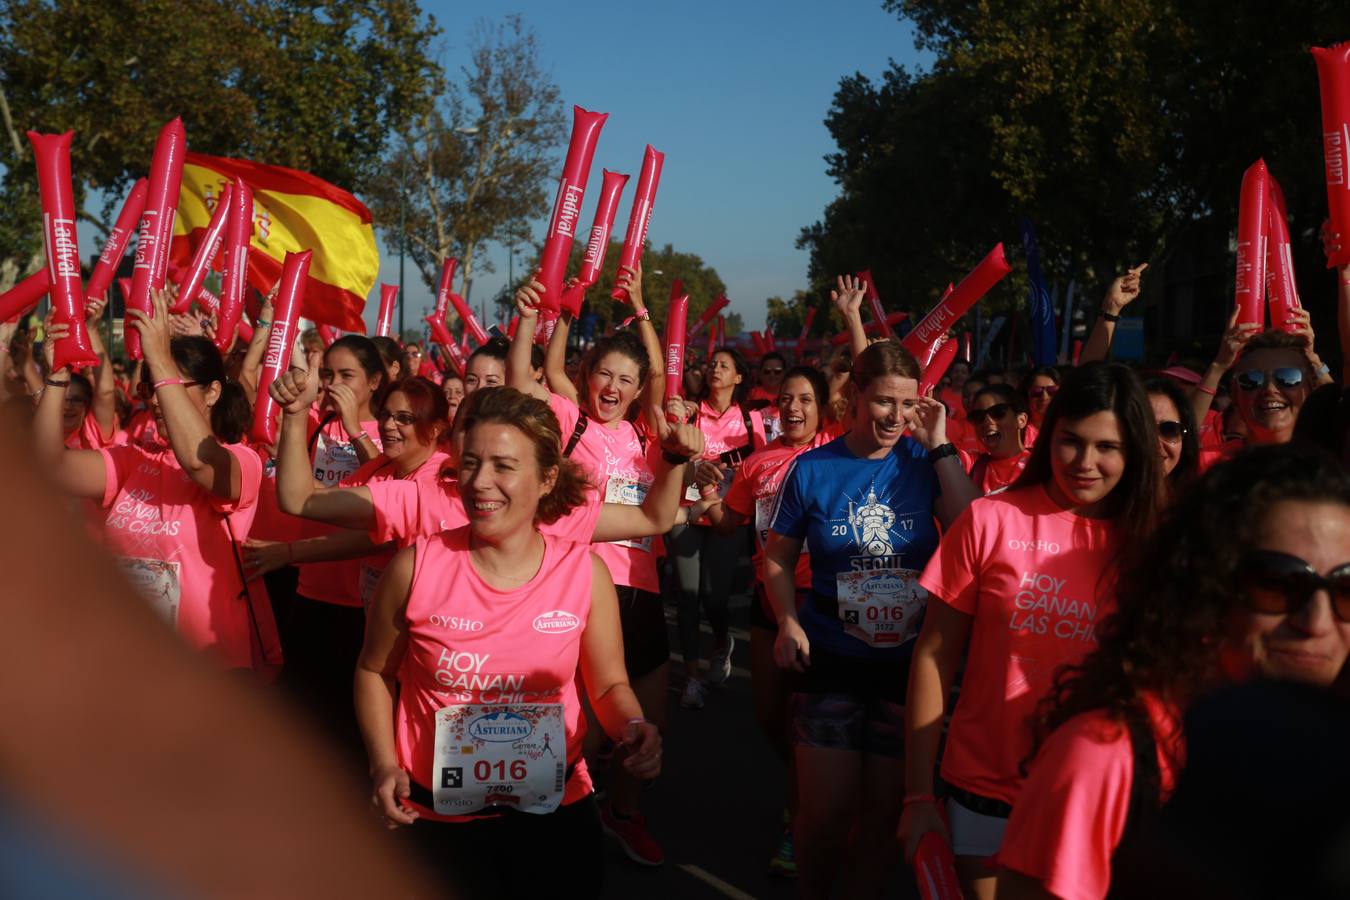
[431,703,566,816]
[118,557,182,627]
[313,437,360,487]
[605,474,653,552]
[754,494,776,547]
[834,567,926,648]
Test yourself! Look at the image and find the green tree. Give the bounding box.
[557,240,729,332]
[0,0,441,285]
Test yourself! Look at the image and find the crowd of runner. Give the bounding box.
[3,238,1350,899]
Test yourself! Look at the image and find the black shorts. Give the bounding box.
[791,691,906,758]
[617,586,670,679]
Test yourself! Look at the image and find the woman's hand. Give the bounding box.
[515,279,546,320]
[906,396,948,450]
[1102,263,1148,314]
[693,460,726,490]
[128,287,177,374]
[269,368,319,416]
[328,382,363,435]
[1214,306,1261,371]
[169,312,204,337]
[831,274,865,319]
[773,617,811,672]
[370,763,418,829]
[41,312,68,374]
[620,719,662,780]
[897,799,950,863]
[615,263,644,310]
[85,294,107,325]
[242,538,291,580]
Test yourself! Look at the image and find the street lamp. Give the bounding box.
[398,153,406,339]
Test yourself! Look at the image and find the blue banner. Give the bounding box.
[1019,218,1059,366]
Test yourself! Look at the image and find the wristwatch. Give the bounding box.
[1100,309,1121,322]
[662,449,691,466]
[928,442,959,464]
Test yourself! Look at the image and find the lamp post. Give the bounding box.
[398,153,406,339]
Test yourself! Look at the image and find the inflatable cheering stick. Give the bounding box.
[914,832,963,900]
[1233,159,1269,329]
[537,106,608,313]
[375,284,398,337]
[961,332,972,363]
[688,295,729,338]
[611,145,665,301]
[858,269,892,338]
[427,317,465,379]
[214,178,252,352]
[1313,43,1350,269]
[576,169,629,290]
[919,336,960,396]
[797,306,817,355]
[86,178,147,305]
[173,181,232,314]
[29,131,97,371]
[317,324,337,348]
[251,251,311,446]
[1266,176,1302,334]
[664,288,689,407]
[127,118,187,360]
[0,270,50,323]
[431,257,457,325]
[901,244,1011,360]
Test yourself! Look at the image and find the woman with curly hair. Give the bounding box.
[996,444,1350,900]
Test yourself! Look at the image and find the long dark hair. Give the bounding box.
[697,347,752,405]
[1027,445,1350,767]
[1143,376,1200,490]
[577,329,650,421]
[1011,362,1163,536]
[170,336,249,443]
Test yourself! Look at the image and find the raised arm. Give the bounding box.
[614,263,665,430]
[507,279,551,402]
[1190,307,1259,426]
[909,396,979,527]
[85,296,118,442]
[32,320,107,499]
[1322,222,1350,383]
[238,290,276,403]
[832,274,868,359]
[544,307,579,403]
[591,416,705,542]
[1079,263,1146,365]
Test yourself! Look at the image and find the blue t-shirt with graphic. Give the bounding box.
[770,435,940,659]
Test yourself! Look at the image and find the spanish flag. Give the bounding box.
[171,152,377,332]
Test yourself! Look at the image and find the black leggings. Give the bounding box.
[280,594,367,771]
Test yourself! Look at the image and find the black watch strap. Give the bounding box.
[662,450,691,466]
[1100,310,1121,322]
[928,442,959,464]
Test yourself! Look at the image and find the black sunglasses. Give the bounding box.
[377,409,418,426]
[969,402,1013,425]
[1028,385,1059,398]
[1239,549,1350,622]
[1235,367,1304,392]
[1157,420,1187,443]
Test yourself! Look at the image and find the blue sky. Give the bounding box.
[383,0,927,331]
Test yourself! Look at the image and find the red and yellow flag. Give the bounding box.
[171,152,377,332]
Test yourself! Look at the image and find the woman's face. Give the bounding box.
[401,344,423,373]
[1232,348,1310,446]
[1149,392,1184,477]
[1027,374,1059,421]
[62,383,91,436]
[777,375,820,445]
[320,347,379,410]
[457,422,555,541]
[857,374,918,450]
[586,351,642,424]
[464,355,505,394]
[442,377,465,420]
[1046,410,1126,512]
[1222,500,1350,687]
[968,392,1027,459]
[378,390,441,462]
[705,352,742,392]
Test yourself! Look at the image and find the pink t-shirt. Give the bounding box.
[997,696,1183,900]
[98,442,264,669]
[125,408,163,450]
[1024,422,1041,450]
[396,528,595,820]
[548,392,660,593]
[959,449,1031,495]
[295,411,383,605]
[918,485,1119,805]
[696,400,766,461]
[723,435,826,589]
[368,477,604,548]
[66,411,121,450]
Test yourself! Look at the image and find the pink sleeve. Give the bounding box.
[368,480,421,545]
[211,443,263,515]
[548,392,581,439]
[81,411,116,449]
[918,501,984,614]
[997,713,1135,900]
[543,486,603,542]
[750,408,767,446]
[98,446,138,509]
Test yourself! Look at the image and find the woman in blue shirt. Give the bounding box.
[765,338,978,900]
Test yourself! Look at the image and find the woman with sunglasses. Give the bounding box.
[962,383,1031,494]
[1142,376,1201,488]
[996,443,1350,900]
[34,287,261,668]
[1020,367,1061,448]
[901,363,1164,900]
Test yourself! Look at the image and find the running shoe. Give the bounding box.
[601,803,665,866]
[768,824,797,878]
[680,678,707,709]
[707,635,735,686]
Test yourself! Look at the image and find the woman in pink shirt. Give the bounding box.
[35,288,264,669]
[1020,366,1061,450]
[356,387,661,898]
[961,383,1031,495]
[902,363,1166,900]
[998,444,1350,900]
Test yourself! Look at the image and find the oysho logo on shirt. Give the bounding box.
[533,610,580,634]
[429,614,485,632]
[1006,539,1061,554]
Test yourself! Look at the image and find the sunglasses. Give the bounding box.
[1239,549,1350,622]
[377,409,418,426]
[1028,385,1059,399]
[1235,368,1304,392]
[136,379,200,400]
[969,403,1013,425]
[1157,420,1187,443]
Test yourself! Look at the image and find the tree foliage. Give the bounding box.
[558,240,729,333]
[804,0,1350,357]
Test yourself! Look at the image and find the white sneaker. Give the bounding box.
[707,635,735,686]
[680,678,707,709]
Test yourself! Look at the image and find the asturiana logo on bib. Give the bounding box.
[468,711,533,743]
[533,610,580,634]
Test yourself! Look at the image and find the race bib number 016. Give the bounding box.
[834,568,926,648]
[605,474,652,551]
[432,703,566,816]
